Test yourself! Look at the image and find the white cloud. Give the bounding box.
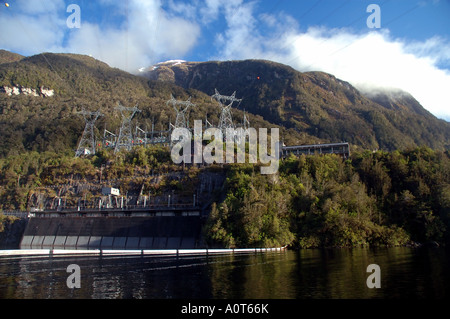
[199,0,227,24]
[403,36,450,67]
[208,4,450,121]
[215,1,261,59]
[279,28,450,121]
[210,1,299,61]
[0,0,200,72]
[0,0,66,55]
[64,0,201,72]
[167,0,199,20]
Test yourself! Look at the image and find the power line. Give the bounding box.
[14,15,66,84]
[299,0,324,20]
[316,0,350,25]
[383,3,421,28]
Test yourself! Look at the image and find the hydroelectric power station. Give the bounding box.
[4,91,349,252]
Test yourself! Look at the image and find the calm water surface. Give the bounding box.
[0,247,449,299]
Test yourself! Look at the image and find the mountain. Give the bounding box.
[0,51,449,158]
[0,52,302,157]
[145,59,450,151]
[0,52,155,156]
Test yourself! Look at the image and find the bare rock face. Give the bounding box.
[0,85,54,97]
[21,87,39,96]
[40,87,55,97]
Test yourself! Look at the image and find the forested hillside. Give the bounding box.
[146,59,450,151]
[205,147,450,248]
[1,52,449,158]
[0,53,308,157]
[1,145,449,248]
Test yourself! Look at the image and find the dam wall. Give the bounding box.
[20,216,203,250]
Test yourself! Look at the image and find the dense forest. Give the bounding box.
[204,147,450,248]
[1,145,449,248]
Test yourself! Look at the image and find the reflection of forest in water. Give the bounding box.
[0,248,449,299]
[218,247,448,299]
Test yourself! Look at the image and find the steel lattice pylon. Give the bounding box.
[166,94,195,129]
[75,109,103,157]
[114,102,141,153]
[211,89,242,134]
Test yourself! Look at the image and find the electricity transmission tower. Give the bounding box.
[75,109,103,157]
[166,94,195,129]
[211,89,242,134]
[114,102,141,153]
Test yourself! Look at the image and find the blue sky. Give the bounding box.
[1,0,450,120]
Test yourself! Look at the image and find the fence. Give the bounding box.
[1,211,29,218]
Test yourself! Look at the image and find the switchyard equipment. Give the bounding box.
[103,128,117,149]
[73,91,349,160]
[280,142,350,159]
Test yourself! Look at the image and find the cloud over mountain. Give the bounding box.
[202,1,450,121]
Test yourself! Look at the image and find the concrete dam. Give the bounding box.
[20,210,205,250]
[10,171,228,251]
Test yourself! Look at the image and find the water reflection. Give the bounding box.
[209,252,297,299]
[0,247,449,299]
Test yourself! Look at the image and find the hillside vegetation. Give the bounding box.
[1,146,449,248]
[0,53,310,157]
[205,147,450,248]
[0,53,449,158]
[146,59,450,151]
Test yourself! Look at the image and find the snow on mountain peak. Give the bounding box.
[157,59,186,67]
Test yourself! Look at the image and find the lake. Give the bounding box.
[0,247,449,300]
